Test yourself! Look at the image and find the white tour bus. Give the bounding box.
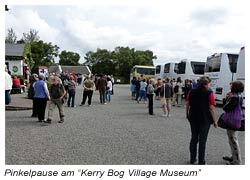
[204,52,239,104]
[235,47,245,107]
[155,64,164,79]
[162,62,179,79]
[174,59,205,81]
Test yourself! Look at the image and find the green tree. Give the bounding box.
[84,46,157,83]
[30,40,59,73]
[59,50,80,66]
[84,49,113,75]
[5,28,17,44]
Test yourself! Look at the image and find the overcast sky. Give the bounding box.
[5,0,246,65]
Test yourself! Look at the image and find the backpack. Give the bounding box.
[174,85,179,93]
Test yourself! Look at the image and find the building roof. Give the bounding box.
[48,65,91,74]
[5,43,25,57]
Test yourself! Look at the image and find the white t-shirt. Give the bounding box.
[5,72,12,90]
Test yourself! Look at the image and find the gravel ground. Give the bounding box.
[5,85,245,165]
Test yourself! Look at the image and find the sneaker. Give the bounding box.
[58,120,64,123]
[79,104,84,106]
[104,103,107,105]
[167,114,171,117]
[162,114,168,117]
[44,119,52,124]
[88,104,91,106]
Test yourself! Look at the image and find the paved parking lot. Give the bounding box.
[5,85,245,165]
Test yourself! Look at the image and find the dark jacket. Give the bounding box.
[97,77,107,90]
[223,95,243,112]
[188,86,213,125]
[160,83,173,98]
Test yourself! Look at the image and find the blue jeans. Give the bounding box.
[5,90,11,105]
[106,90,112,102]
[138,90,147,102]
[189,121,211,164]
[67,89,75,107]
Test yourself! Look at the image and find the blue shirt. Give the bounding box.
[33,80,49,99]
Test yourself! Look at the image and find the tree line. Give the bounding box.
[5,28,157,83]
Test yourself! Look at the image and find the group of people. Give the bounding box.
[5,64,244,165]
[131,75,244,165]
[130,76,196,116]
[28,72,114,124]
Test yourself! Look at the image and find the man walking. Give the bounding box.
[45,76,66,124]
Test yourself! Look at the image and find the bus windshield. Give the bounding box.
[228,54,238,73]
[164,63,170,73]
[191,62,205,74]
[205,55,221,72]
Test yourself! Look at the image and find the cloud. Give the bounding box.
[6,8,60,43]
[190,7,229,26]
[5,2,245,65]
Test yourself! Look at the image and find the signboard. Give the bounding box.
[38,66,48,77]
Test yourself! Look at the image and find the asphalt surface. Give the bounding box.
[5,85,245,165]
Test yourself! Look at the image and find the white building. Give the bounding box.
[5,43,26,76]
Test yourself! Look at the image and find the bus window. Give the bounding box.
[137,68,155,75]
[228,54,238,73]
[177,61,186,74]
[191,62,205,74]
[156,65,161,74]
[205,55,221,72]
[164,63,170,73]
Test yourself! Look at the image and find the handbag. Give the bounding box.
[222,97,242,129]
[218,96,245,131]
[218,113,245,131]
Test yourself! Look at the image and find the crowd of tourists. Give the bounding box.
[130,75,244,165]
[5,64,244,165]
[27,72,114,123]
